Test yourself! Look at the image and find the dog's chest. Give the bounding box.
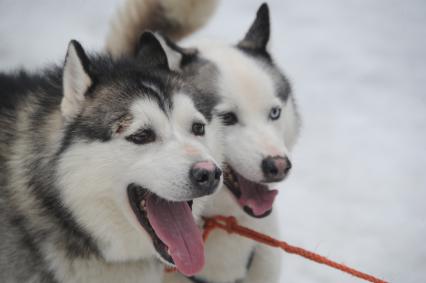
[195,229,256,283]
[45,250,163,283]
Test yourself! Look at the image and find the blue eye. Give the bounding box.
[269,107,281,120]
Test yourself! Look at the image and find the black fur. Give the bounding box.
[238,3,270,53]
[0,40,205,281]
[145,33,221,121]
[137,32,170,69]
[161,34,199,66]
[235,3,292,103]
[58,54,177,155]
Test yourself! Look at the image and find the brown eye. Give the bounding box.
[269,107,281,120]
[126,129,156,145]
[221,112,238,126]
[192,122,205,136]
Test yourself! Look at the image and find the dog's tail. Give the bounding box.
[105,0,219,58]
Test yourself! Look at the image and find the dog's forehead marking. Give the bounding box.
[127,94,207,142]
[197,43,279,112]
[128,98,170,137]
[141,81,162,96]
[172,92,206,124]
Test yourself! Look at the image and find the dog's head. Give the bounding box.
[162,3,300,218]
[56,34,222,275]
[214,4,300,217]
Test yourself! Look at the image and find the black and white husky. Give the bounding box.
[107,1,301,282]
[0,32,224,282]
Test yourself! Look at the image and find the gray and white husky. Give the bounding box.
[107,1,301,282]
[0,32,224,282]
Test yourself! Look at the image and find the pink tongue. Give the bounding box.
[146,195,204,276]
[236,174,278,216]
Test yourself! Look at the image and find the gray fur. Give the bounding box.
[105,1,301,282]
[180,56,221,121]
[0,38,218,282]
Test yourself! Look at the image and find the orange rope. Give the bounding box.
[202,215,388,283]
[164,266,177,273]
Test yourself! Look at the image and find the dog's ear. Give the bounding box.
[237,3,270,52]
[136,32,170,70]
[62,40,93,120]
[137,32,198,71]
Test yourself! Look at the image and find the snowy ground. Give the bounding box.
[1,0,425,282]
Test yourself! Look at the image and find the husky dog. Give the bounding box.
[106,1,300,282]
[0,32,225,282]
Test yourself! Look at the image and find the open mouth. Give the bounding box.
[223,165,278,218]
[127,184,204,276]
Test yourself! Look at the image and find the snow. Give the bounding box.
[1,0,425,282]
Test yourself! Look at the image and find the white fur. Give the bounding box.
[6,95,165,282]
[61,42,92,120]
[198,42,295,182]
[165,42,299,283]
[105,1,299,281]
[43,243,163,283]
[165,208,282,283]
[57,94,223,271]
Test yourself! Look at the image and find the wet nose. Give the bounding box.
[261,156,292,182]
[190,161,222,195]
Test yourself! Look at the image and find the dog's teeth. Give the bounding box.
[140,199,146,210]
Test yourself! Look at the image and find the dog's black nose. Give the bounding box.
[190,161,222,194]
[261,156,291,182]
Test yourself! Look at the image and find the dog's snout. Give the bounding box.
[261,156,291,182]
[190,161,222,195]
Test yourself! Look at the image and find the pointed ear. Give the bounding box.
[62,40,93,120]
[237,3,270,51]
[136,32,171,70]
[137,32,197,71]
